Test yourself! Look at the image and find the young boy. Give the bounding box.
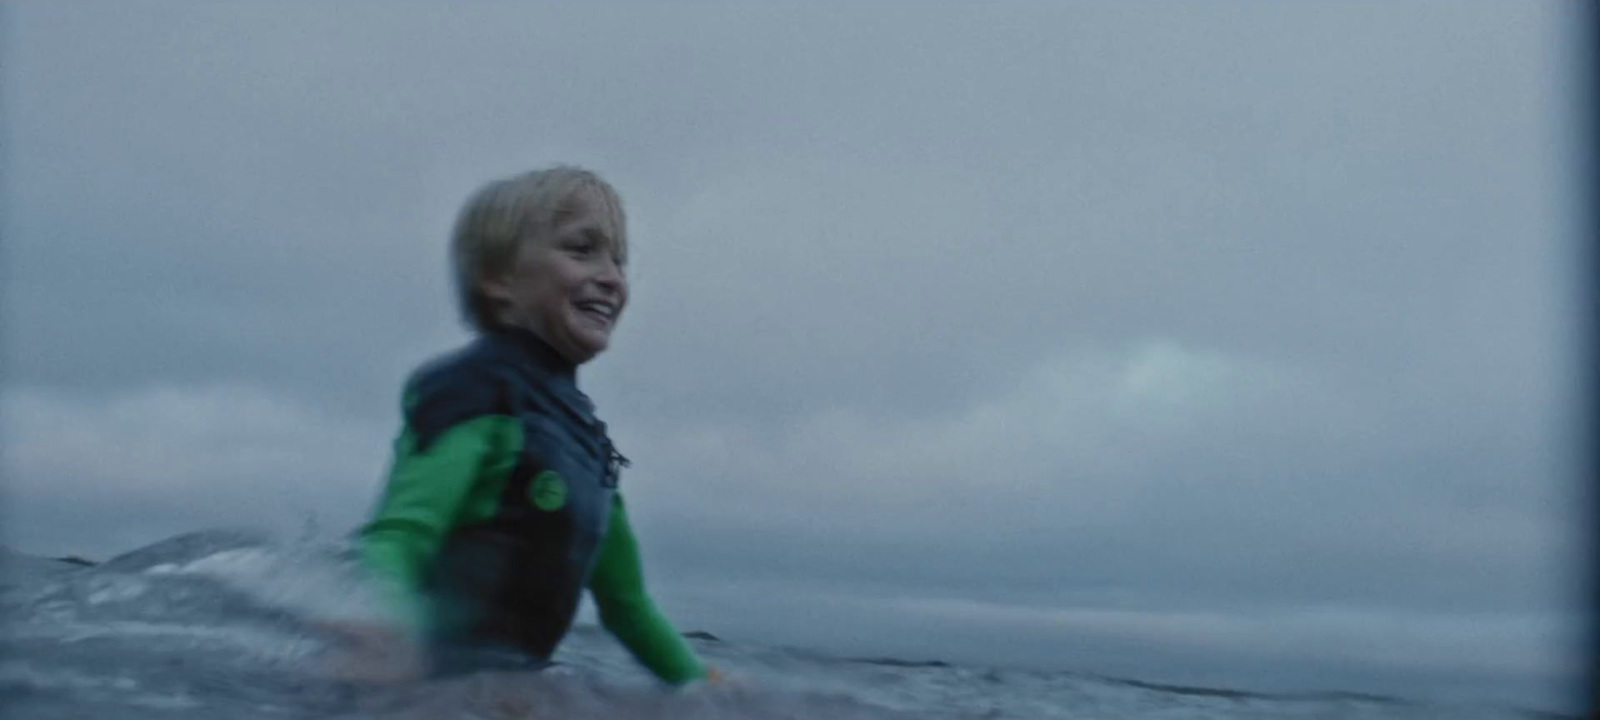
[348,166,713,686]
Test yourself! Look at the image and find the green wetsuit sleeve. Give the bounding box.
[359,414,517,635]
[589,494,708,685]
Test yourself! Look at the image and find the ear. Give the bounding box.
[479,272,515,308]
[476,273,515,323]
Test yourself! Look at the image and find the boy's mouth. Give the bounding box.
[574,300,617,327]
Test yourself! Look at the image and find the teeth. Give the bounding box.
[578,302,613,318]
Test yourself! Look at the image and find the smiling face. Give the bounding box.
[481,187,628,365]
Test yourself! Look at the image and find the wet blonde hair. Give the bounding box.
[450,165,628,332]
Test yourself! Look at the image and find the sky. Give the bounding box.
[0,1,1589,712]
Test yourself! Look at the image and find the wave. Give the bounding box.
[0,529,1568,720]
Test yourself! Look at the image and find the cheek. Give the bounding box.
[545,258,588,292]
[509,259,576,314]
[510,284,562,324]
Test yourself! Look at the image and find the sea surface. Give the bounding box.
[0,530,1573,719]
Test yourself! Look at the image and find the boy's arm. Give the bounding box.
[359,378,519,636]
[588,494,708,685]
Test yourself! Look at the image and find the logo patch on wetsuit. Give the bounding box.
[529,470,568,512]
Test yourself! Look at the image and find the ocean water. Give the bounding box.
[0,530,1569,720]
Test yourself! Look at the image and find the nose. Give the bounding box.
[594,255,626,293]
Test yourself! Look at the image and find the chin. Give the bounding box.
[573,336,610,361]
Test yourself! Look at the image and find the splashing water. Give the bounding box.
[0,530,1561,719]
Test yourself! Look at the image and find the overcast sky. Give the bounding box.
[1,1,1587,712]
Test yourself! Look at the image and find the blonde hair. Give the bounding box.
[450,165,628,332]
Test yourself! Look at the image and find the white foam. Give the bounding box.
[141,543,391,625]
[8,619,320,663]
[0,661,202,709]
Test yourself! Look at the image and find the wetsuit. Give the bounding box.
[358,326,706,685]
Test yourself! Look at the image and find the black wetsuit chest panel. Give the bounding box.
[419,329,620,659]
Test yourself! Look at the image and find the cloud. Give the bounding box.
[619,336,1577,621]
[1,384,392,556]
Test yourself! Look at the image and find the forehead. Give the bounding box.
[555,183,621,229]
[545,183,626,257]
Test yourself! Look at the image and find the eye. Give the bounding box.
[563,236,598,257]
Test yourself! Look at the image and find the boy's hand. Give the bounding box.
[316,620,428,685]
[700,665,749,690]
